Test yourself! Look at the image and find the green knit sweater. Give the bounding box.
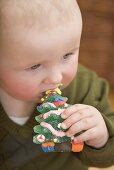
[0,65,114,170]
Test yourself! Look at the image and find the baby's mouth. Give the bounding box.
[35,84,63,103]
[39,84,63,96]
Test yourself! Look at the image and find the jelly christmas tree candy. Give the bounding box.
[33,85,84,152]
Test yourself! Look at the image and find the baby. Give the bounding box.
[0,1,114,170]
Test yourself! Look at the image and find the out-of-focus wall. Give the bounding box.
[77,0,114,89]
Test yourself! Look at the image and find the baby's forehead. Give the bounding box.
[0,0,78,31]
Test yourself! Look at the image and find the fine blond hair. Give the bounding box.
[0,0,79,31]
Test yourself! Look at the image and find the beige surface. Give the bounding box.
[89,167,114,170]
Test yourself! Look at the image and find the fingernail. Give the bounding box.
[61,122,67,129]
[61,113,66,119]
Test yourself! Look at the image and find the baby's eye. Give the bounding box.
[30,64,41,70]
[63,53,73,60]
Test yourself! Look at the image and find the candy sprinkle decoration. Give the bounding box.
[33,85,84,152]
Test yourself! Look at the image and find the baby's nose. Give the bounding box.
[43,68,62,85]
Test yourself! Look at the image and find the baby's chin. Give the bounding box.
[33,92,45,103]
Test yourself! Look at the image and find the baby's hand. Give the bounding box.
[61,104,109,148]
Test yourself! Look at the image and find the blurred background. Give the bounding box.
[77,0,114,89]
[77,1,114,170]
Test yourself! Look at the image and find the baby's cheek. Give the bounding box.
[2,77,38,101]
[63,63,78,87]
[11,83,36,100]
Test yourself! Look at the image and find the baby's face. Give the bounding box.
[0,6,82,102]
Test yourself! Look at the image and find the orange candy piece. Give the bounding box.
[71,142,84,152]
[42,142,55,147]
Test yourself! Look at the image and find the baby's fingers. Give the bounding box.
[73,128,97,143]
[66,117,97,137]
[61,108,93,130]
[61,104,91,119]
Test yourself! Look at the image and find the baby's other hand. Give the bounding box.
[61,104,109,148]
